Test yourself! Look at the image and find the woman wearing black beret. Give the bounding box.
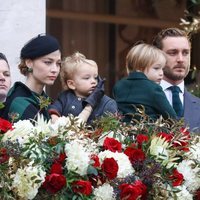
[2,34,61,122]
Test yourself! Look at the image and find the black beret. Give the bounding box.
[20,34,61,59]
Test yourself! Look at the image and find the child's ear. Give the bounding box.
[66,80,75,90]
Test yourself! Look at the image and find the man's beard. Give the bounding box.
[163,64,189,81]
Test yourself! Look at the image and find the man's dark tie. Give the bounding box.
[168,86,183,117]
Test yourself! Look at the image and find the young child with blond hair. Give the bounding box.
[113,43,176,122]
[49,52,117,123]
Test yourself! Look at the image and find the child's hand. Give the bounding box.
[51,114,59,124]
[83,76,105,108]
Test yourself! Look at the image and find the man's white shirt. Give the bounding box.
[160,80,184,105]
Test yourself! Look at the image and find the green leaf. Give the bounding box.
[37,96,51,110]
[87,165,98,176]
[0,102,4,109]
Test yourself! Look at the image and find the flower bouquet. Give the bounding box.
[0,113,199,200]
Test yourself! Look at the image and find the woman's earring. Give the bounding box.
[27,68,33,73]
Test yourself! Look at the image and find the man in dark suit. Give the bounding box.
[153,28,200,133]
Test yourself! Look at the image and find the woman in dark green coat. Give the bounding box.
[113,43,177,122]
[2,34,61,122]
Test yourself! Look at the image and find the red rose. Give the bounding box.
[133,180,147,199]
[169,169,184,187]
[136,134,149,148]
[129,143,137,148]
[0,147,9,163]
[124,147,145,164]
[101,157,118,180]
[50,163,63,174]
[119,183,142,200]
[72,180,92,196]
[120,180,147,200]
[103,137,122,152]
[90,154,100,168]
[0,118,13,133]
[157,132,173,142]
[54,153,66,163]
[43,173,66,194]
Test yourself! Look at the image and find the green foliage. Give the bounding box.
[93,113,121,132]
[38,96,52,110]
[0,102,4,110]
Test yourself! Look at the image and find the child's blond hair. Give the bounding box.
[126,43,166,74]
[60,52,98,90]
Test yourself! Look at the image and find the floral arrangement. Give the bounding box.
[0,113,200,200]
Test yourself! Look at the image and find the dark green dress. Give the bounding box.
[2,82,50,122]
[113,72,177,122]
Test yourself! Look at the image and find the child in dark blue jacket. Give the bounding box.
[49,52,117,124]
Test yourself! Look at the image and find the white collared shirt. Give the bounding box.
[160,80,184,106]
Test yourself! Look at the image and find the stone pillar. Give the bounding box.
[0,0,46,85]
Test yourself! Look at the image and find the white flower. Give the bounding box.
[33,114,54,138]
[93,183,115,200]
[177,160,200,192]
[2,120,34,144]
[13,119,34,130]
[150,136,169,159]
[98,150,134,178]
[163,184,193,200]
[50,116,71,131]
[2,116,56,146]
[74,138,99,154]
[65,140,90,175]
[188,142,200,161]
[149,136,178,168]
[51,115,84,131]
[50,115,86,141]
[12,163,46,200]
[173,185,193,200]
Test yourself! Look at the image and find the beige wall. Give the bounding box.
[0,0,46,85]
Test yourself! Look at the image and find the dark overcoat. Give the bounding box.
[113,72,176,122]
